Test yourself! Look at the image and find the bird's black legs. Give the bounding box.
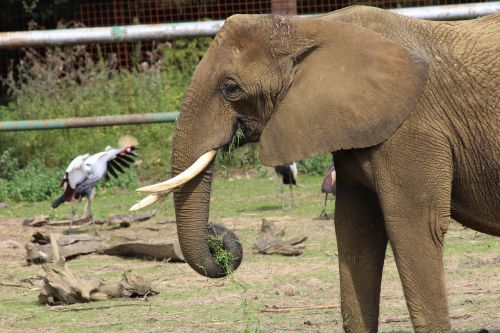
[280,183,285,211]
[67,206,77,234]
[280,183,296,211]
[319,193,329,218]
[83,189,99,236]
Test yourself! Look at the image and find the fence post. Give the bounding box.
[271,0,297,15]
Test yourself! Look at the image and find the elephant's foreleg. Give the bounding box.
[335,185,387,333]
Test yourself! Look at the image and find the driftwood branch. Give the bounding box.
[260,304,339,313]
[254,219,307,255]
[38,264,158,305]
[23,211,156,228]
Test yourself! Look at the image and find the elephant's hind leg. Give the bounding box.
[335,185,387,333]
[376,152,453,332]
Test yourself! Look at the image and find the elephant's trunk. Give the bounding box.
[172,141,242,278]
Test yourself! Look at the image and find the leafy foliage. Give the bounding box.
[7,160,63,202]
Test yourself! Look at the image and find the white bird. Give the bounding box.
[274,162,298,211]
[52,145,137,231]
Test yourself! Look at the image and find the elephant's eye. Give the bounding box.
[222,79,244,101]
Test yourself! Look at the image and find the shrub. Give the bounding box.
[0,149,19,180]
[7,160,63,202]
[0,178,9,202]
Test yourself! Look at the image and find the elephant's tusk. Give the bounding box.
[129,193,163,211]
[136,150,216,193]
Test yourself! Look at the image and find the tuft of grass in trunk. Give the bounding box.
[207,230,237,276]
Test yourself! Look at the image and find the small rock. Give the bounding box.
[0,202,8,209]
[280,283,297,296]
[0,240,21,249]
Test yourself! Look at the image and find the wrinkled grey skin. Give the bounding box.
[170,6,499,332]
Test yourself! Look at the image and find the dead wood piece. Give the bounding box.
[254,219,307,256]
[22,215,50,227]
[0,240,21,249]
[38,265,157,305]
[31,232,50,244]
[107,210,157,226]
[21,277,46,288]
[26,232,102,264]
[0,202,8,209]
[260,304,339,313]
[50,233,62,264]
[285,236,308,246]
[47,216,94,227]
[0,282,31,289]
[450,314,471,320]
[255,237,303,255]
[50,303,150,312]
[260,218,286,237]
[99,239,184,262]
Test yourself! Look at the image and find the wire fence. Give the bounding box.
[0,0,494,202]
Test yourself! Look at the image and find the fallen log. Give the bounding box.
[26,233,102,264]
[25,232,185,264]
[38,264,157,305]
[99,238,184,262]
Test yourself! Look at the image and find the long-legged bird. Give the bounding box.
[319,161,336,218]
[52,145,137,232]
[274,162,298,211]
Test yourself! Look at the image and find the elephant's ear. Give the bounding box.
[259,19,429,166]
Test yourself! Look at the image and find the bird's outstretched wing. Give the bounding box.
[105,146,137,179]
[65,153,90,189]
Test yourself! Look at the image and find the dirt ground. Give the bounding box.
[0,214,498,333]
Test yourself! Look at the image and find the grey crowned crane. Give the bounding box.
[52,145,137,231]
[274,162,298,211]
[319,161,336,218]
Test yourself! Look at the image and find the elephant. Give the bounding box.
[133,6,499,332]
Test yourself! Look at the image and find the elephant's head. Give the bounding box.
[137,14,428,278]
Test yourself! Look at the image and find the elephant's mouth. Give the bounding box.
[221,116,259,153]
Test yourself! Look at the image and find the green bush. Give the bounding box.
[297,153,332,176]
[7,161,63,202]
[0,149,19,180]
[0,178,9,202]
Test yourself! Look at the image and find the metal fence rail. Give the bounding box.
[0,2,498,49]
[0,113,179,132]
